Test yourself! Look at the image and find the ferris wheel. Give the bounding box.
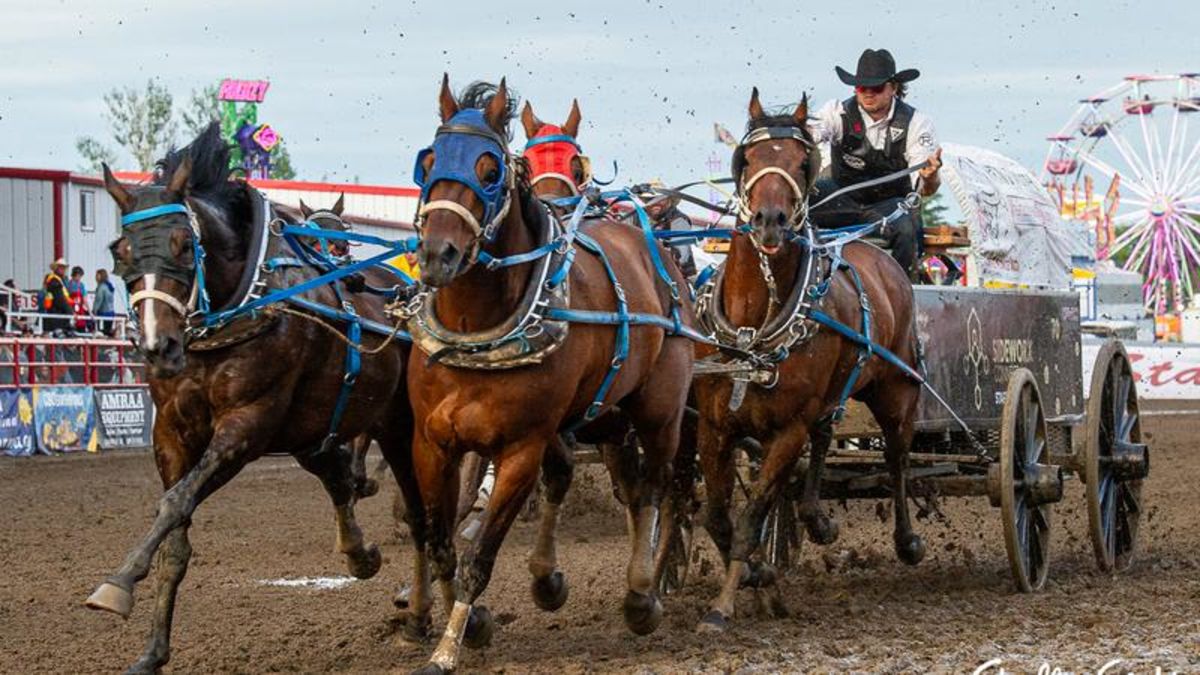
[1042,74,1200,314]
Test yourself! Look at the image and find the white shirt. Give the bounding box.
[810,97,938,187]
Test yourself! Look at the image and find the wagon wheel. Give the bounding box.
[997,368,1055,592]
[656,505,694,595]
[1084,340,1148,573]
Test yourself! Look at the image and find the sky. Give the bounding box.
[1,0,1196,191]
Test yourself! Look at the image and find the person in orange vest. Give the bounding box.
[41,258,73,335]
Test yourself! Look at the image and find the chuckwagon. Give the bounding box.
[720,285,1150,592]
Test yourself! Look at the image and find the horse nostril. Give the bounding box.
[438,243,460,266]
[775,211,787,227]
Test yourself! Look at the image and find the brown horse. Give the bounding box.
[84,124,422,673]
[404,77,693,674]
[691,89,924,631]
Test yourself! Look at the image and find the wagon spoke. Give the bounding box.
[1120,483,1142,515]
[1118,410,1138,441]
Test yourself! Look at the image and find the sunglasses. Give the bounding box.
[855,84,888,94]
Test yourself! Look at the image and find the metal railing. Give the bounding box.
[0,336,146,388]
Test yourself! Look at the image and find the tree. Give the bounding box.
[269,141,297,180]
[180,84,220,137]
[75,137,119,174]
[921,191,951,228]
[75,79,177,172]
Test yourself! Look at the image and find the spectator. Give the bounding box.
[41,259,72,334]
[93,269,116,337]
[68,265,90,332]
[0,279,14,333]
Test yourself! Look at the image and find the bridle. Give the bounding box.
[413,110,516,261]
[732,124,819,230]
[523,128,592,196]
[118,200,209,322]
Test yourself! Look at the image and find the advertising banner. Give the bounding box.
[0,389,37,457]
[94,388,153,449]
[1082,342,1200,401]
[33,386,98,453]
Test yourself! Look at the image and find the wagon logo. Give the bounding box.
[963,308,991,410]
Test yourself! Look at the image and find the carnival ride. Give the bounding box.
[1043,74,1200,314]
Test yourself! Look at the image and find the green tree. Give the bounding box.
[75,79,177,172]
[269,141,297,180]
[75,137,119,173]
[921,191,951,228]
[181,83,220,137]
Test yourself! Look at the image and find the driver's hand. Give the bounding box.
[919,147,943,179]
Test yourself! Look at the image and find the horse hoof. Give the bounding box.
[85,581,134,618]
[622,590,663,636]
[746,562,778,589]
[347,543,382,580]
[696,609,728,633]
[123,655,163,675]
[395,610,431,645]
[530,571,569,612]
[411,664,448,675]
[896,533,926,566]
[357,477,380,499]
[807,515,840,546]
[463,604,494,650]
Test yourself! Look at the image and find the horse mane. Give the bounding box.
[457,81,521,143]
[155,122,248,214]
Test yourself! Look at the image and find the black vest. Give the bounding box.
[831,97,915,203]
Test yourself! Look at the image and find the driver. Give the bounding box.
[809,48,943,278]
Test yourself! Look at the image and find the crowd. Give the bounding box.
[1,259,118,337]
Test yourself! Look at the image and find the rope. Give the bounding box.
[268,305,406,356]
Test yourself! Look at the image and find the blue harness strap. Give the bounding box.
[321,302,362,449]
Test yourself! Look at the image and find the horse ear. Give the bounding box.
[484,77,509,133]
[166,155,191,198]
[299,199,312,218]
[102,163,133,211]
[332,193,345,216]
[748,87,765,120]
[563,99,582,138]
[438,73,458,122]
[794,92,809,126]
[521,101,541,139]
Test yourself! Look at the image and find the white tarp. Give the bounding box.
[941,143,1087,289]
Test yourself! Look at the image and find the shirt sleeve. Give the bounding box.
[905,111,939,186]
[809,99,842,145]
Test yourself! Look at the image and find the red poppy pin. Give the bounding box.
[853,121,863,134]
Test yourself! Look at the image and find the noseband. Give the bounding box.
[732,125,818,228]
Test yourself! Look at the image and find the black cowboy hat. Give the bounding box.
[835,49,920,87]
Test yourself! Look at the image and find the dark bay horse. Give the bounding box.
[691,89,924,631]
[85,124,422,673]
[404,77,693,674]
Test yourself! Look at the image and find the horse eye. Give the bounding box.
[483,168,500,185]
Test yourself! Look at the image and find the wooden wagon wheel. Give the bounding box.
[1084,340,1148,573]
[996,368,1057,592]
[762,493,803,570]
[656,506,694,595]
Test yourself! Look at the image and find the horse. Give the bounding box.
[84,123,424,673]
[520,98,588,199]
[403,76,694,674]
[690,88,924,631]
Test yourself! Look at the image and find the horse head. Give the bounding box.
[414,75,517,287]
[734,88,819,255]
[103,123,246,376]
[520,99,588,200]
[300,194,350,257]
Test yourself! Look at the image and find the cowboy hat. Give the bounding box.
[51,258,67,269]
[835,49,920,87]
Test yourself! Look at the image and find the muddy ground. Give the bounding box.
[1,420,1196,673]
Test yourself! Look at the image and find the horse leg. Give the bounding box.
[417,440,543,675]
[376,422,434,644]
[528,436,573,612]
[697,418,735,568]
[699,424,807,633]
[798,417,839,545]
[125,526,191,675]
[85,414,265,620]
[867,380,925,565]
[293,442,382,580]
[349,434,380,499]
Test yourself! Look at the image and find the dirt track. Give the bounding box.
[1,420,1197,674]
